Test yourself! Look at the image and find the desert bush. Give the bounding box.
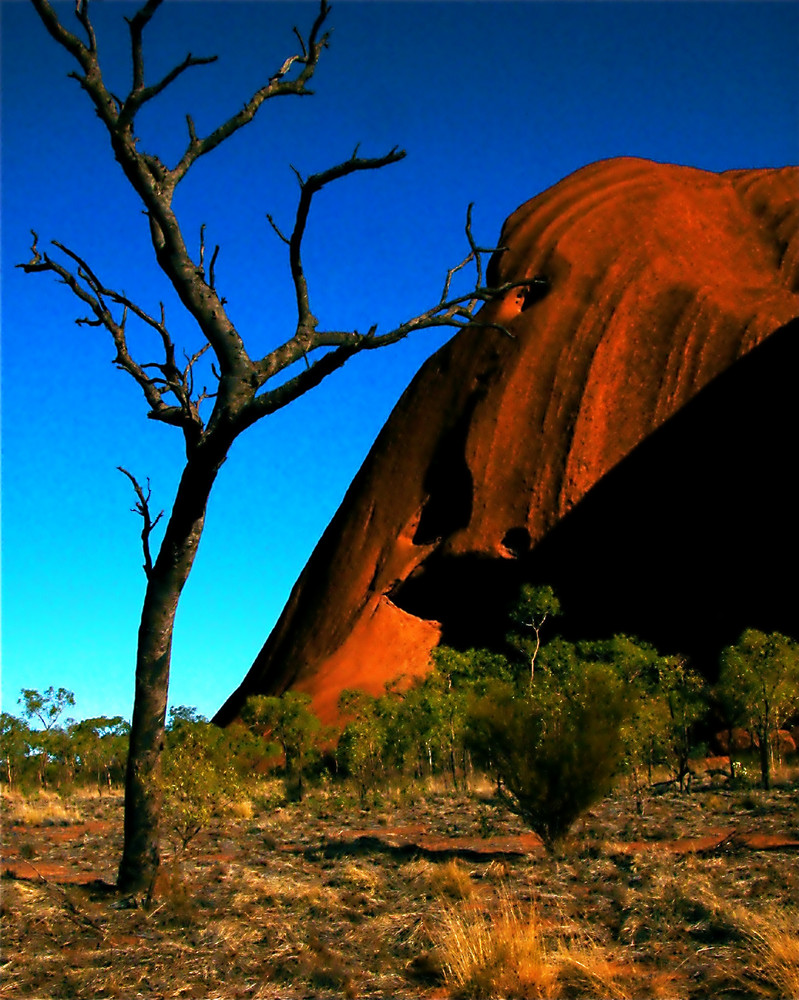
[465,648,632,850]
[162,713,244,851]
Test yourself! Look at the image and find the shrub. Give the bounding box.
[466,653,632,850]
[162,716,243,851]
[242,692,321,801]
[718,630,799,790]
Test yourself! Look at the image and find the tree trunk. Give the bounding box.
[759,728,771,790]
[117,444,227,895]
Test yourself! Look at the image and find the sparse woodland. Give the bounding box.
[3,607,799,996]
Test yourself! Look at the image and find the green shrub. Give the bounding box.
[162,714,243,851]
[465,654,632,850]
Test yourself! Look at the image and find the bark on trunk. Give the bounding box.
[117,445,227,895]
[759,730,771,790]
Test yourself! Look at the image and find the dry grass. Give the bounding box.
[228,797,255,821]
[2,769,798,998]
[433,885,639,999]
[746,909,799,998]
[426,859,475,900]
[1,789,84,827]
[433,887,557,998]
[554,941,637,999]
[697,889,799,998]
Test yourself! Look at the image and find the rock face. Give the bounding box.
[215,157,799,725]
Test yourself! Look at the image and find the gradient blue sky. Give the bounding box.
[2,1,798,725]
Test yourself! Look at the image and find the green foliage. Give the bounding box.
[335,648,515,797]
[14,687,77,788]
[70,716,130,791]
[654,656,708,791]
[336,687,408,798]
[3,688,133,793]
[162,714,244,850]
[465,642,634,849]
[242,692,321,801]
[167,705,207,730]
[718,630,799,789]
[506,584,561,688]
[0,712,33,787]
[431,646,516,694]
[18,687,75,731]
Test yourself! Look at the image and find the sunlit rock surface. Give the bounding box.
[216,157,799,725]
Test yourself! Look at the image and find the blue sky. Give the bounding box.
[2,1,798,725]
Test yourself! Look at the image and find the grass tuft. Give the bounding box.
[434,886,558,998]
[734,904,799,998]
[428,858,475,900]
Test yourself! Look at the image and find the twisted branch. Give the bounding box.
[248,201,548,423]
[117,467,164,579]
[23,0,550,445]
[17,232,212,451]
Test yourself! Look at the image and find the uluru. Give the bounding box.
[215,156,799,726]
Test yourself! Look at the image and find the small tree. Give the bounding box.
[71,716,130,791]
[0,713,33,789]
[506,584,561,689]
[242,692,320,801]
[424,646,517,787]
[653,656,707,792]
[577,635,673,813]
[718,630,799,790]
[336,687,410,800]
[403,671,467,788]
[17,687,76,788]
[20,0,536,895]
[162,709,243,854]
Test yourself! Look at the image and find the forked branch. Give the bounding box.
[117,467,164,579]
[168,0,331,187]
[270,146,408,339]
[17,233,213,451]
[249,201,548,421]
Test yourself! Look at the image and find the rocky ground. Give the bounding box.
[2,763,798,999]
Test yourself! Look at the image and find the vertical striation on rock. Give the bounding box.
[215,157,799,726]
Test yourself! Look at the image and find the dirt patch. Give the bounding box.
[2,779,798,999]
[2,858,110,885]
[7,820,112,843]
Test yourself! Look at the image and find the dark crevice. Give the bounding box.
[501,527,531,559]
[412,399,478,547]
[519,274,551,310]
[388,551,523,649]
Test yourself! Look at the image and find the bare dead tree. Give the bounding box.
[19,0,537,897]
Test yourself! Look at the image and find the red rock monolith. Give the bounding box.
[216,157,799,725]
